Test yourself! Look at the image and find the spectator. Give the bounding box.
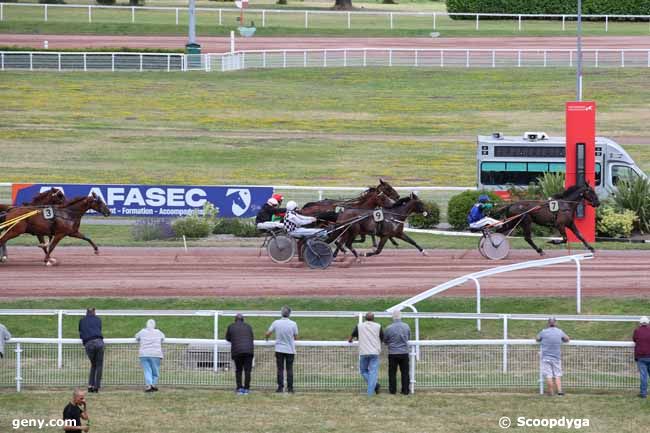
[0,322,11,359]
[633,316,650,399]
[62,388,89,432]
[265,306,298,393]
[135,319,165,393]
[383,310,410,395]
[225,313,255,395]
[536,317,570,396]
[348,312,384,396]
[78,308,104,393]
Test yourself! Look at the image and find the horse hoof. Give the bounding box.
[0,256,7,263]
[46,260,53,267]
[538,251,545,256]
[94,250,100,255]
[355,258,362,264]
[421,250,429,257]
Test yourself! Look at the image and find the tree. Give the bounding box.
[333,0,352,10]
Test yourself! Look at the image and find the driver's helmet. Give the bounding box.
[272,193,284,203]
[286,201,298,211]
[478,194,490,203]
[267,197,279,206]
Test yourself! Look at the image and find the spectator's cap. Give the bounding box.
[272,193,284,202]
[235,313,244,321]
[267,197,279,206]
[392,310,402,321]
[478,194,490,203]
[286,201,298,211]
[281,305,291,318]
[640,316,649,325]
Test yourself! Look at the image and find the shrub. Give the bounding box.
[447,190,501,231]
[407,200,441,229]
[95,0,116,5]
[39,0,65,4]
[537,171,566,199]
[613,177,650,233]
[446,0,650,19]
[213,218,261,237]
[171,203,218,238]
[596,205,637,238]
[131,219,175,241]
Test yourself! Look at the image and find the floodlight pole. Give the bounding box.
[576,0,583,101]
[188,0,196,45]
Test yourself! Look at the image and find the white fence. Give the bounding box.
[2,3,650,32]
[0,338,638,393]
[3,49,650,73]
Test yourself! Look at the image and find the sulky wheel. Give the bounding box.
[267,235,296,264]
[303,239,333,269]
[478,232,510,260]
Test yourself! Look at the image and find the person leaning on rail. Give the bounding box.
[383,310,411,395]
[135,319,166,393]
[536,317,570,397]
[225,313,255,395]
[78,308,104,394]
[632,316,650,399]
[265,306,299,394]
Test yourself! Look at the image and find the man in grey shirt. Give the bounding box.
[536,317,570,396]
[265,306,299,393]
[0,323,11,359]
[383,310,411,395]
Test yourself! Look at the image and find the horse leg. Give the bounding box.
[521,217,544,256]
[393,233,427,256]
[44,233,67,266]
[389,238,399,248]
[68,231,100,254]
[364,237,389,257]
[566,221,596,252]
[548,225,568,245]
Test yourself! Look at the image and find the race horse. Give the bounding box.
[0,193,111,266]
[494,182,600,256]
[329,193,427,260]
[0,187,66,262]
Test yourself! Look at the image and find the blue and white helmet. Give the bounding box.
[478,194,490,203]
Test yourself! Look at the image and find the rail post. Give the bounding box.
[518,15,522,31]
[574,257,582,313]
[343,49,347,67]
[213,311,219,372]
[131,6,135,23]
[492,50,495,68]
[517,50,521,67]
[83,53,87,71]
[57,310,63,369]
[470,277,481,331]
[390,12,393,30]
[562,15,565,31]
[543,50,547,67]
[605,15,608,32]
[175,8,179,26]
[44,4,48,22]
[303,51,307,68]
[407,305,420,361]
[409,343,417,395]
[219,9,222,26]
[466,49,469,68]
[538,348,544,395]
[347,12,350,29]
[595,50,599,68]
[432,12,436,30]
[29,52,33,71]
[324,50,327,67]
[621,50,625,68]
[502,315,509,373]
[111,53,115,72]
[58,53,61,72]
[1,4,3,22]
[363,49,366,67]
[167,54,170,72]
[440,50,444,67]
[283,50,286,68]
[304,11,308,29]
[15,343,22,392]
[88,5,92,23]
[389,49,392,67]
[262,10,265,27]
[1,52,4,71]
[414,50,418,67]
[139,54,143,72]
[475,14,479,31]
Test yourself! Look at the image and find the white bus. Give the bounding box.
[476,132,646,197]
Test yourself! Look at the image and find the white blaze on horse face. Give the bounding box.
[226,188,251,216]
[40,186,66,195]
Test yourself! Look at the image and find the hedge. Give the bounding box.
[446,1,650,19]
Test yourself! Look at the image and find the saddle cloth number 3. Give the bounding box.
[43,207,55,220]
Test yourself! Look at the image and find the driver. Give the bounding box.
[467,194,500,230]
[283,201,323,238]
[256,197,285,231]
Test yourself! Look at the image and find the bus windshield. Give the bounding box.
[480,161,601,187]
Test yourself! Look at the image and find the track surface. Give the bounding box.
[2,35,650,52]
[1,246,648,299]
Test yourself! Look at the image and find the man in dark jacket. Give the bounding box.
[225,313,255,394]
[78,308,104,393]
[633,316,650,398]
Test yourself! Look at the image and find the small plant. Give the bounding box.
[407,201,441,229]
[171,203,219,239]
[537,171,566,198]
[447,190,501,231]
[213,218,261,237]
[596,205,637,238]
[132,219,175,241]
[613,177,650,233]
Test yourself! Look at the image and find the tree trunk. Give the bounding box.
[333,0,353,11]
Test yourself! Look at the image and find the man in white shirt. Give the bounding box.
[283,201,323,238]
[265,306,299,393]
[348,312,384,396]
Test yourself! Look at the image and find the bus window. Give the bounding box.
[611,165,639,186]
[549,163,566,172]
[480,161,601,186]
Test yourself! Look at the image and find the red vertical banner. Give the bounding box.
[565,101,596,243]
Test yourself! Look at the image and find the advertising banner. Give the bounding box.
[11,183,272,218]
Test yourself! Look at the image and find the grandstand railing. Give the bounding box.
[2,3,650,32]
[0,338,637,394]
[2,49,650,72]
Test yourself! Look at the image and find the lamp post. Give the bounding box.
[576,0,583,101]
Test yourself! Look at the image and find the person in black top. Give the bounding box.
[256,197,286,231]
[225,313,255,394]
[78,308,104,393]
[62,389,89,432]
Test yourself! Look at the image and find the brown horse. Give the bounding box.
[494,182,600,255]
[0,193,111,266]
[0,188,66,262]
[301,179,400,216]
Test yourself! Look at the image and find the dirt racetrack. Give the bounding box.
[0,246,648,299]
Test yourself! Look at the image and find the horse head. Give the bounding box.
[377,178,400,201]
[581,182,600,208]
[29,187,66,205]
[406,192,427,215]
[90,192,111,217]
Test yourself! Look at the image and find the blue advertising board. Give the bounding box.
[12,183,273,218]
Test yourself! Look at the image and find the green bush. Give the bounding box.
[613,177,650,233]
[213,218,261,237]
[447,190,501,231]
[95,0,116,5]
[537,171,566,199]
[39,0,66,4]
[408,200,441,229]
[596,205,637,238]
[171,203,218,239]
[446,0,650,19]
